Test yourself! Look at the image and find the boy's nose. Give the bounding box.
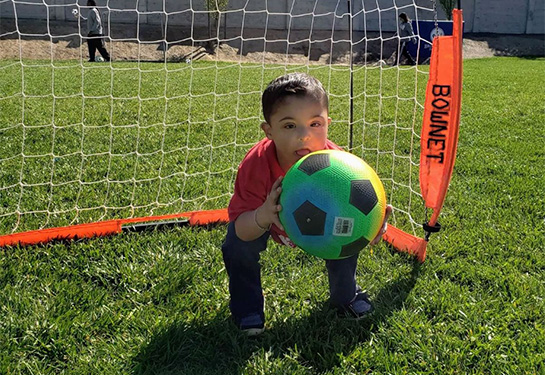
[299,129,310,140]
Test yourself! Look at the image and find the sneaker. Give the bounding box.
[238,313,264,336]
[338,292,374,319]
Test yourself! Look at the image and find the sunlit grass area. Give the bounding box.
[0,59,426,234]
[0,57,544,374]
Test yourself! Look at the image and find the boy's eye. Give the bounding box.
[311,122,322,127]
[284,124,295,129]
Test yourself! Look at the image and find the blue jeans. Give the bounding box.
[221,222,360,323]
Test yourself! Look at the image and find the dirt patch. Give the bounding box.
[461,33,544,59]
[1,19,543,64]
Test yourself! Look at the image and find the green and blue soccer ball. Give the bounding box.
[279,150,387,259]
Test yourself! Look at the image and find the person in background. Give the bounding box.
[395,12,417,66]
[75,0,111,62]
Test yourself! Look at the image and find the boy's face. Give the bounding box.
[261,96,331,171]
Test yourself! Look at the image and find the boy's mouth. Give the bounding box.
[295,149,311,157]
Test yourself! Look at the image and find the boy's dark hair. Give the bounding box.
[399,12,409,22]
[262,73,329,123]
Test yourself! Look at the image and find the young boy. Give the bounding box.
[75,0,111,62]
[221,73,391,336]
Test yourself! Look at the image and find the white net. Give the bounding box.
[0,0,437,236]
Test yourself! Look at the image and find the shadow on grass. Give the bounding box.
[132,259,421,375]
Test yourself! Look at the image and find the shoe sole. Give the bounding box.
[243,327,265,336]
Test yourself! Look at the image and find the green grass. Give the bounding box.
[0,60,426,234]
[0,57,544,374]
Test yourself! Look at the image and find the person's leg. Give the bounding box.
[326,253,373,318]
[97,37,111,61]
[401,43,416,65]
[87,38,96,62]
[325,254,359,307]
[221,222,269,325]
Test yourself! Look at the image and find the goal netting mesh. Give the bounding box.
[0,0,438,240]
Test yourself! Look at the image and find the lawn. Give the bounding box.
[0,57,544,374]
[0,59,426,235]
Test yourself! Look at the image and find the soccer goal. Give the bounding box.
[0,0,462,261]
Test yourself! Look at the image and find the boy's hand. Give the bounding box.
[255,176,284,231]
[369,204,392,246]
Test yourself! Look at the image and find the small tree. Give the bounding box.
[439,0,456,20]
[205,0,229,52]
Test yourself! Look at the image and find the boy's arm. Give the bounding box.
[235,176,284,241]
[74,10,87,20]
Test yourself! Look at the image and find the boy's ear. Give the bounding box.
[328,117,332,126]
[261,122,272,139]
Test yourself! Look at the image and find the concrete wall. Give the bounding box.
[462,0,545,34]
[1,0,544,35]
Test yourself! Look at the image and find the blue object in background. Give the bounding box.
[408,20,456,62]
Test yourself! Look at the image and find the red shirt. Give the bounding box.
[228,138,342,246]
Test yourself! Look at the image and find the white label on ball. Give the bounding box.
[333,217,354,237]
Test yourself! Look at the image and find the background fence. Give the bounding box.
[1,0,544,35]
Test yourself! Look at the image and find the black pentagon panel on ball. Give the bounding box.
[293,200,327,235]
[339,236,369,258]
[298,153,330,176]
[349,179,378,215]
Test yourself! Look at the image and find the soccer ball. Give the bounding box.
[279,150,386,259]
[96,56,104,62]
[72,9,78,16]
